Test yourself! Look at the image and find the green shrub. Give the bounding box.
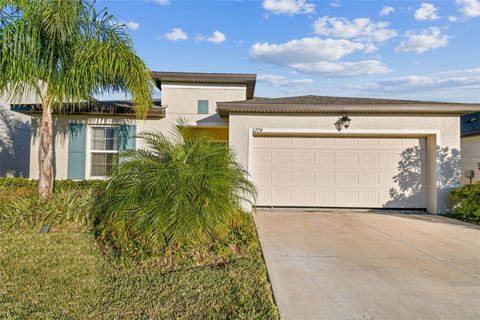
[449,183,480,223]
[0,177,106,193]
[0,188,97,231]
[0,178,103,231]
[95,126,256,260]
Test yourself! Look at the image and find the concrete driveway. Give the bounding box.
[254,210,480,320]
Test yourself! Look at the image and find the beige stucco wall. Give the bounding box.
[29,83,246,179]
[228,113,462,214]
[161,83,246,117]
[461,135,480,184]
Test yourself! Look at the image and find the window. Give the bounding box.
[198,100,209,114]
[90,126,119,177]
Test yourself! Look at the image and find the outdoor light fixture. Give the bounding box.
[341,115,352,129]
[335,115,352,131]
[39,224,51,233]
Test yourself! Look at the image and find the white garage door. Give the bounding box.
[253,136,427,209]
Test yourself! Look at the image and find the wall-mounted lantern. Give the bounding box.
[464,170,475,184]
[335,115,352,131]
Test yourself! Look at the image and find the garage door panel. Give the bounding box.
[292,189,316,203]
[359,171,380,185]
[316,152,335,166]
[335,152,359,168]
[272,170,292,185]
[253,136,427,209]
[359,152,380,168]
[335,171,359,185]
[298,151,316,165]
[315,137,335,147]
[315,190,335,204]
[334,137,359,147]
[295,170,316,186]
[272,151,293,166]
[254,150,272,166]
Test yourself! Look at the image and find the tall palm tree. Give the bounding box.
[0,0,154,199]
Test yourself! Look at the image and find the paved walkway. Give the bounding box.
[254,210,480,320]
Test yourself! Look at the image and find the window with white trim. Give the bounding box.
[90,126,120,177]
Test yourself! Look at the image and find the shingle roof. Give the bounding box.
[151,71,257,99]
[241,95,469,105]
[461,111,480,137]
[11,99,165,118]
[216,95,480,117]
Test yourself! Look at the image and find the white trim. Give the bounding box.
[247,128,254,181]
[90,150,118,154]
[247,128,442,214]
[162,83,246,90]
[253,128,441,137]
[85,124,121,180]
[186,122,229,128]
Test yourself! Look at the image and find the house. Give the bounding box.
[11,71,480,214]
[461,111,480,184]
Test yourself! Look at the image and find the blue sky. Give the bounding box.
[97,0,480,102]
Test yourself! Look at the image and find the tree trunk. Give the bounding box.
[38,95,54,200]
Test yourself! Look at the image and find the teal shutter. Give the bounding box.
[119,124,136,151]
[198,100,209,114]
[67,122,86,180]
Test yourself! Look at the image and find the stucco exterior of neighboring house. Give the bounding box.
[461,111,480,184]
[0,89,42,177]
[9,71,480,214]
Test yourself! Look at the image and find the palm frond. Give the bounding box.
[96,125,256,255]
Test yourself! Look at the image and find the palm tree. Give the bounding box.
[0,0,154,199]
[96,125,256,253]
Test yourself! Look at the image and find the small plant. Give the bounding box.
[449,183,480,224]
[95,125,256,260]
[0,179,100,231]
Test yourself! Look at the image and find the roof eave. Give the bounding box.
[461,132,480,138]
[11,104,167,119]
[152,72,257,99]
[216,102,480,117]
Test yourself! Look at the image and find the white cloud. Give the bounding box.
[250,37,369,64]
[164,28,188,41]
[262,0,315,15]
[124,21,140,30]
[258,74,314,86]
[346,68,480,93]
[153,0,170,5]
[206,31,226,44]
[456,0,480,17]
[380,6,395,16]
[313,16,397,42]
[291,60,390,76]
[330,0,341,8]
[448,15,459,21]
[196,31,226,44]
[415,3,440,21]
[395,27,449,54]
[249,37,390,76]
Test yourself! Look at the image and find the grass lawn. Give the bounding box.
[0,228,278,319]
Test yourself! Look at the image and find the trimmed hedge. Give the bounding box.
[0,177,106,192]
[449,183,480,224]
[0,178,106,231]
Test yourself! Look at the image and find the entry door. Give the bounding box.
[252,136,427,208]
